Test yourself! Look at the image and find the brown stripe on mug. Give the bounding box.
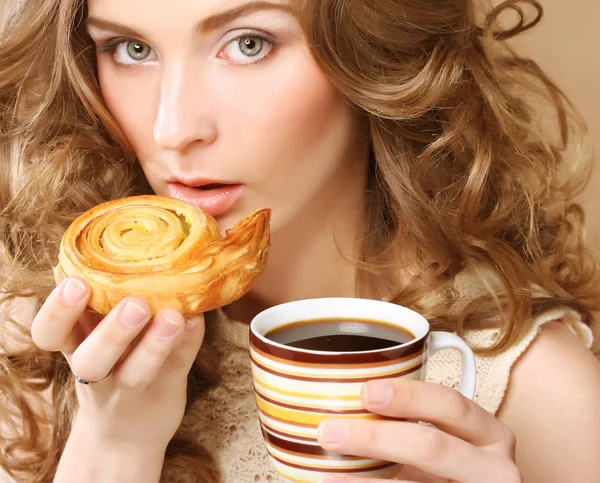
[250,329,428,364]
[260,425,366,460]
[259,421,318,443]
[251,343,425,370]
[264,442,398,473]
[252,357,424,383]
[263,427,394,468]
[266,451,397,474]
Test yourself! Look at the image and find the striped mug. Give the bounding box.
[250,297,477,483]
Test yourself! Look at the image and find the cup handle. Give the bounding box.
[428,331,477,400]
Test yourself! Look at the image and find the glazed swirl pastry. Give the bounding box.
[54,195,270,315]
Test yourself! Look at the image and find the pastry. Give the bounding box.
[54,195,270,315]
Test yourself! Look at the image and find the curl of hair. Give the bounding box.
[1,0,598,481]
[300,0,600,348]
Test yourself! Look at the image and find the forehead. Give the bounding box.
[86,0,294,20]
[85,0,299,42]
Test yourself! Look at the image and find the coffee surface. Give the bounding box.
[266,318,414,352]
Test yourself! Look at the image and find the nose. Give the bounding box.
[153,60,217,151]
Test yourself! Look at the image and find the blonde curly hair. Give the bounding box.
[1,0,598,481]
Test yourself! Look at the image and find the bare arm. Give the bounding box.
[498,321,600,482]
[54,417,166,483]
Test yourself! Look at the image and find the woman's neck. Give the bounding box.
[223,153,369,325]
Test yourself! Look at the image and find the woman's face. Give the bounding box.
[87,0,369,233]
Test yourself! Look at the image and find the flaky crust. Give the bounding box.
[54,195,271,315]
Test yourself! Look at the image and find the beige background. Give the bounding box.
[507,0,600,352]
[505,0,600,253]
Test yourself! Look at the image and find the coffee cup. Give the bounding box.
[249,297,476,483]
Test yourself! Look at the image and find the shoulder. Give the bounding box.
[498,320,600,483]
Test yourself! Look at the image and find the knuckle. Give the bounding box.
[165,346,198,374]
[102,325,133,350]
[421,429,451,462]
[500,424,517,451]
[444,390,471,422]
[103,331,128,351]
[145,337,172,359]
[118,373,152,391]
[30,318,53,351]
[364,422,381,449]
[396,379,418,408]
[31,302,77,352]
[70,350,100,381]
[117,341,171,390]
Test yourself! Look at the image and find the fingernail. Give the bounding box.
[318,420,349,445]
[185,317,198,332]
[120,302,149,327]
[61,279,87,305]
[156,315,181,340]
[364,381,393,405]
[321,476,348,483]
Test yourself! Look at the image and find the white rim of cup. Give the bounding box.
[249,297,431,356]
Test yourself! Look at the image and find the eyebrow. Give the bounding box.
[86,1,294,38]
[199,1,294,32]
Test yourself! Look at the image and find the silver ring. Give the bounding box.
[73,368,113,385]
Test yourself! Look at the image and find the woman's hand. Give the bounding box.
[31,276,205,450]
[317,378,520,483]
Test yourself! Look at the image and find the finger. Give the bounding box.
[69,297,152,382]
[360,379,508,446]
[112,308,186,390]
[31,277,90,354]
[317,418,492,482]
[158,313,205,380]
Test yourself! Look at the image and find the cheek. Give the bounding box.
[256,64,339,139]
[98,62,158,156]
[210,51,350,173]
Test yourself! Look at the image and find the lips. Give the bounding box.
[196,183,228,190]
[168,181,244,218]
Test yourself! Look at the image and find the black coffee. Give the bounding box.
[265,318,414,352]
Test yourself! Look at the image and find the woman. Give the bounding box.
[1,0,600,482]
